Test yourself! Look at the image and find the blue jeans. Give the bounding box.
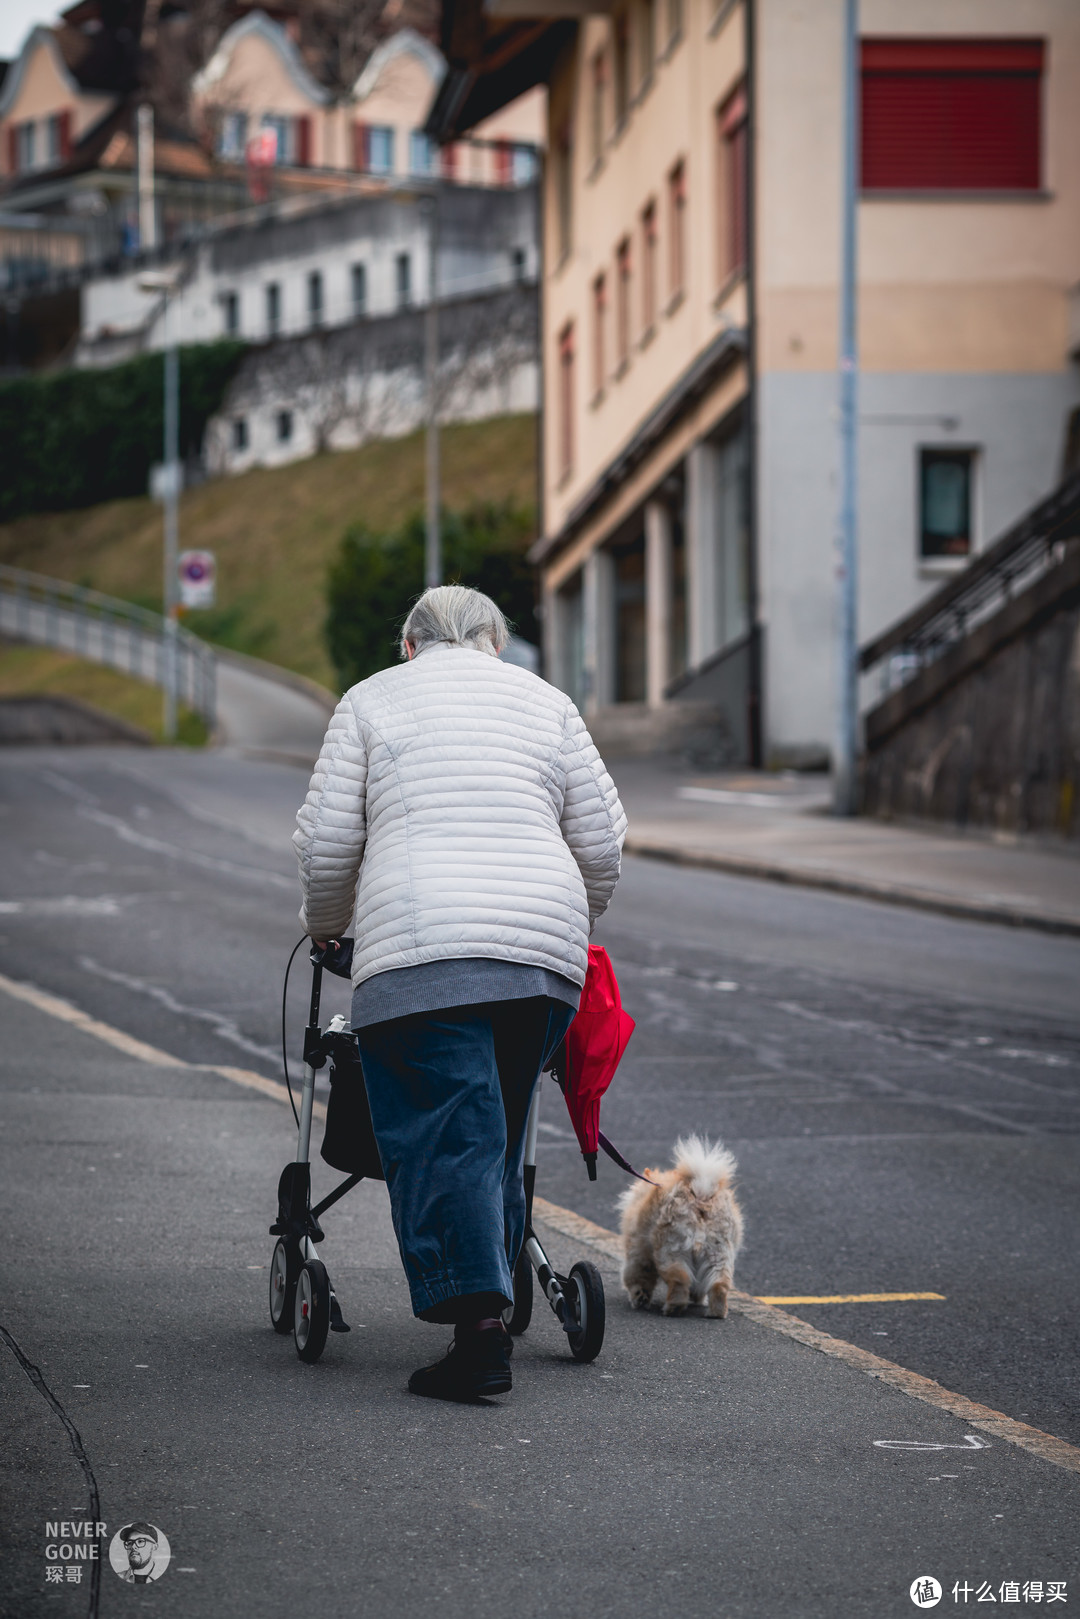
[354,998,575,1320]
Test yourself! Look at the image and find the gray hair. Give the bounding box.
[401,584,509,659]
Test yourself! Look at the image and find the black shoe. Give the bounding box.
[408,1328,513,1402]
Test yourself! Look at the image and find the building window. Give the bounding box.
[261,114,295,165]
[395,253,411,308]
[351,262,367,315]
[592,273,607,397]
[45,112,68,165]
[613,12,631,129]
[717,83,748,284]
[591,50,607,166]
[366,125,395,176]
[614,531,646,703]
[410,131,434,175]
[558,322,575,481]
[667,159,686,301]
[615,236,632,370]
[307,270,323,327]
[861,39,1044,191]
[920,449,974,559]
[639,0,656,87]
[277,409,293,444]
[266,282,281,336]
[220,112,248,160]
[641,200,657,332]
[511,144,537,185]
[554,127,573,262]
[511,246,527,282]
[222,290,239,336]
[14,121,36,172]
[232,417,248,452]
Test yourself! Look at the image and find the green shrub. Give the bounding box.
[325,502,537,690]
[0,342,245,522]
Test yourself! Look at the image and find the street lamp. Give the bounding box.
[138,268,183,741]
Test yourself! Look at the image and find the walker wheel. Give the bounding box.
[566,1261,605,1363]
[503,1249,534,1336]
[294,1260,331,1363]
[269,1239,299,1335]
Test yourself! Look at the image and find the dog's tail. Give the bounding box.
[672,1134,737,1199]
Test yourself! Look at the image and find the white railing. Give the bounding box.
[0,562,216,727]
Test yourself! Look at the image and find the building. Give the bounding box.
[430,0,1080,767]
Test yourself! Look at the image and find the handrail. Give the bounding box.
[0,563,216,727]
[859,471,1080,683]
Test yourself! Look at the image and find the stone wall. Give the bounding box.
[860,546,1080,838]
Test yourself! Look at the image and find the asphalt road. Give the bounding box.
[1,745,1077,1618]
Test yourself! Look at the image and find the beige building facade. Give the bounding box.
[435,0,1080,765]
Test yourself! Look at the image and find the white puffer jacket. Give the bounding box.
[293,645,627,990]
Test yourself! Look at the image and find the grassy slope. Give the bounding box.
[0,643,207,744]
[0,415,537,691]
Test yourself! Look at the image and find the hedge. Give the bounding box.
[0,341,246,523]
[325,503,538,690]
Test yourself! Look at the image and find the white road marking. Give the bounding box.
[77,806,295,890]
[874,1435,990,1452]
[79,955,281,1066]
[0,897,127,916]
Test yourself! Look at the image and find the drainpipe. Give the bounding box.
[744,0,762,766]
[833,0,859,814]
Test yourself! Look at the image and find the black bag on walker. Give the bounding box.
[320,1031,385,1180]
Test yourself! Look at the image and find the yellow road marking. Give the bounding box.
[531,1197,1080,1478]
[755,1292,946,1305]
[4,972,1077,1478]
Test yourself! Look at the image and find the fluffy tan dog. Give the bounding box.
[619,1136,743,1318]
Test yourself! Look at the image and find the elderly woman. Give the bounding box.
[293,584,626,1401]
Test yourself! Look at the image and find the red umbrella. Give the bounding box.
[554,945,638,1180]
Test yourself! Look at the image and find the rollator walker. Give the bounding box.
[266,942,606,1367]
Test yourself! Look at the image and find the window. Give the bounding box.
[667,159,686,300]
[395,253,411,309]
[15,121,36,172]
[614,531,646,703]
[558,322,575,481]
[410,131,434,175]
[511,246,527,282]
[613,13,631,128]
[351,262,367,316]
[307,270,323,327]
[220,112,248,160]
[45,113,68,165]
[615,237,632,370]
[641,200,657,332]
[591,50,607,166]
[277,409,293,444]
[266,282,281,336]
[232,417,248,452]
[861,40,1044,191]
[261,114,294,165]
[222,290,239,336]
[717,83,748,284]
[639,0,656,87]
[554,127,573,261]
[920,449,974,559]
[366,125,394,176]
[592,273,607,397]
[511,144,537,185]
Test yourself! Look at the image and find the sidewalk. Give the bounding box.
[611,758,1080,936]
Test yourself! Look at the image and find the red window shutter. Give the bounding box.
[7,125,18,175]
[352,120,367,171]
[861,38,1044,191]
[494,140,511,186]
[58,109,73,161]
[295,115,312,167]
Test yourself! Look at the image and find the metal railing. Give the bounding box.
[859,469,1080,700]
[0,562,216,727]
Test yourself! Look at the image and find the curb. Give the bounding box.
[623,836,1080,939]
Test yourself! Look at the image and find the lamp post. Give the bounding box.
[833,0,859,815]
[423,184,441,589]
[138,269,183,741]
